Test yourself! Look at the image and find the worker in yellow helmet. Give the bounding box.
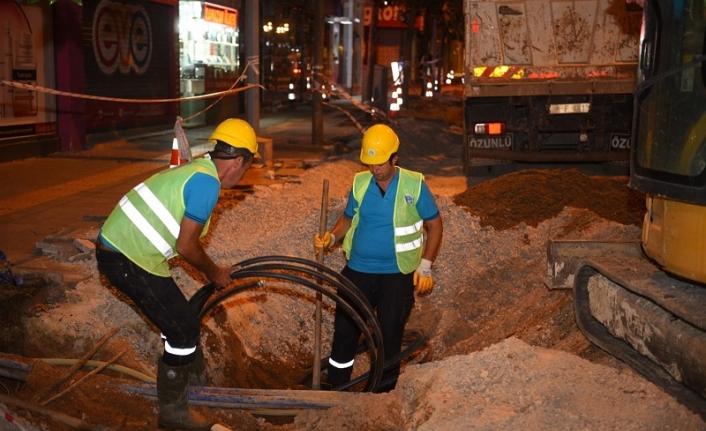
[314,123,443,392]
[96,118,258,431]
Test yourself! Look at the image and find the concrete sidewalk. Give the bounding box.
[0,101,367,280]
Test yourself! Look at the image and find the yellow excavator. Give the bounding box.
[547,0,706,418]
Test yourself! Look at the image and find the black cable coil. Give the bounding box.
[189,255,428,392]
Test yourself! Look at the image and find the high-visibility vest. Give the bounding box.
[101,158,218,276]
[342,168,424,274]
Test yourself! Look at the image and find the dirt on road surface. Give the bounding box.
[0,91,703,431]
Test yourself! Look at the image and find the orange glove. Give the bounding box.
[314,232,335,251]
[413,259,434,295]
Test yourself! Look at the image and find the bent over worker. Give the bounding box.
[314,124,443,392]
[95,118,258,431]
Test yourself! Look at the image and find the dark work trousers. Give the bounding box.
[328,265,415,392]
[95,246,198,366]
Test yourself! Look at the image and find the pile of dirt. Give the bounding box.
[454,168,645,230]
[294,337,704,431]
[0,94,702,431]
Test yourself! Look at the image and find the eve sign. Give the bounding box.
[92,0,153,75]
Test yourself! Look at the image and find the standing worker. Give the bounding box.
[95,119,258,431]
[314,124,443,392]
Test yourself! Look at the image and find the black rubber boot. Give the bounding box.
[157,361,214,431]
[189,347,209,387]
[326,364,353,389]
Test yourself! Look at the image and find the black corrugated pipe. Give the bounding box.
[190,256,385,392]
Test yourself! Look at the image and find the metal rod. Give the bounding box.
[41,349,127,406]
[34,326,120,403]
[314,179,329,389]
[0,393,97,430]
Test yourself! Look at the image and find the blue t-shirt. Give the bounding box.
[343,169,439,274]
[183,172,220,225]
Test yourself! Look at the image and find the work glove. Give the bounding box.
[314,232,335,251]
[413,258,434,295]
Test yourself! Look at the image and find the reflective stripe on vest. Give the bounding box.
[394,220,423,252]
[118,182,183,259]
[118,195,175,259]
[396,235,423,252]
[101,158,219,277]
[134,182,181,238]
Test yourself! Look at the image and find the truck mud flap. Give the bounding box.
[573,255,706,420]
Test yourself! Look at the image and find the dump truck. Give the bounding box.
[547,0,706,418]
[462,0,642,174]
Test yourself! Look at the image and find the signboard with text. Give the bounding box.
[363,5,423,30]
[203,3,238,27]
[0,0,57,140]
[83,0,176,132]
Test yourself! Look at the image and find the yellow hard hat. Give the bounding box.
[360,124,399,164]
[208,118,259,156]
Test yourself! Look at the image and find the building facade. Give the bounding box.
[0,0,444,162]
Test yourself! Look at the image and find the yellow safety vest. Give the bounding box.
[342,168,424,274]
[101,158,218,276]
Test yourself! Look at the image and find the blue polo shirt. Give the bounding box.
[343,169,439,274]
[183,172,220,225]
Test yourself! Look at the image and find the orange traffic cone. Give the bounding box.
[389,102,400,118]
[169,135,186,168]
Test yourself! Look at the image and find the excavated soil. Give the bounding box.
[0,93,703,431]
[454,168,646,230]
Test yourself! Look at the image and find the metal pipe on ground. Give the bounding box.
[117,383,355,411]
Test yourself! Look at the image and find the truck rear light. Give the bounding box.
[474,123,505,135]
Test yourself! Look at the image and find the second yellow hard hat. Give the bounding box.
[360,124,399,164]
[208,118,259,156]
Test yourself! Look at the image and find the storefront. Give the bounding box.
[363,4,424,67]
[0,0,58,162]
[179,1,241,126]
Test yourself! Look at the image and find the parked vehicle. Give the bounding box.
[462,0,642,174]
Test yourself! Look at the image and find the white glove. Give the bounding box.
[413,258,434,294]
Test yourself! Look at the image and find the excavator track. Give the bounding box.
[573,254,706,420]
